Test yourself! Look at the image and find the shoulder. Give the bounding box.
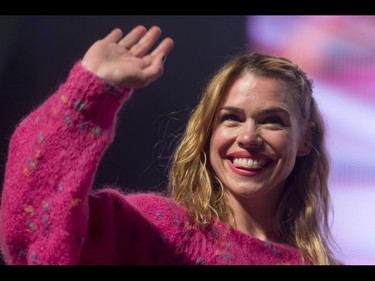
[89,188,187,220]
[127,192,188,221]
[91,188,172,206]
[88,188,191,242]
[127,192,177,209]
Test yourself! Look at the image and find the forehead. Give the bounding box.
[221,72,294,108]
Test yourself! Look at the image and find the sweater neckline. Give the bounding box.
[214,219,299,254]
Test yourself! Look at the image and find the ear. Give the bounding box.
[297,121,315,157]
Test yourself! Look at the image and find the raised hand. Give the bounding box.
[82,25,174,89]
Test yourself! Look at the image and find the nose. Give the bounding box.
[237,120,263,148]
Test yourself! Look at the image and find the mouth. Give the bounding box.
[228,157,273,172]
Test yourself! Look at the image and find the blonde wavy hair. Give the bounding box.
[168,53,338,265]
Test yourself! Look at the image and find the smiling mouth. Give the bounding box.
[231,158,273,170]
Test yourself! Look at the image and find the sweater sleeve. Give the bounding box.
[0,61,132,265]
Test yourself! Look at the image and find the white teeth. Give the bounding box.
[232,158,267,168]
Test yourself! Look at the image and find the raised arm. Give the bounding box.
[0,25,173,265]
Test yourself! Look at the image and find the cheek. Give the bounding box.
[209,128,234,173]
[263,130,299,157]
[209,130,221,163]
[209,127,234,157]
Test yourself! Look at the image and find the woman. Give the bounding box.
[0,25,338,265]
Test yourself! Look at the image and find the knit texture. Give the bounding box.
[0,62,305,265]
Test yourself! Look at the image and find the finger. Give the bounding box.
[150,37,174,57]
[129,26,162,57]
[103,28,124,43]
[142,53,166,83]
[118,25,147,49]
[142,38,173,73]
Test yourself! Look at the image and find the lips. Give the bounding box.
[226,152,273,175]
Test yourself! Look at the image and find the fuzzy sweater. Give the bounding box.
[0,62,305,265]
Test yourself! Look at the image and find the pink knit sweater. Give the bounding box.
[0,62,305,265]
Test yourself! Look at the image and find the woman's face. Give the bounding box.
[209,72,309,205]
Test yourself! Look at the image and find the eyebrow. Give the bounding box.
[257,107,290,117]
[219,106,290,117]
[219,106,243,114]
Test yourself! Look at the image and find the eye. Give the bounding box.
[264,116,283,124]
[261,116,286,127]
[220,113,242,123]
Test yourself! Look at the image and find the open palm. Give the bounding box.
[82,25,174,89]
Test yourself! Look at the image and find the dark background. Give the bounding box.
[0,16,246,196]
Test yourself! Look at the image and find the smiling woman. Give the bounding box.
[209,72,309,241]
[0,26,338,265]
[169,53,337,264]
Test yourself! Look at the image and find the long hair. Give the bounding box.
[168,53,337,265]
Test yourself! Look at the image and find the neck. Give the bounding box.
[226,192,282,243]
